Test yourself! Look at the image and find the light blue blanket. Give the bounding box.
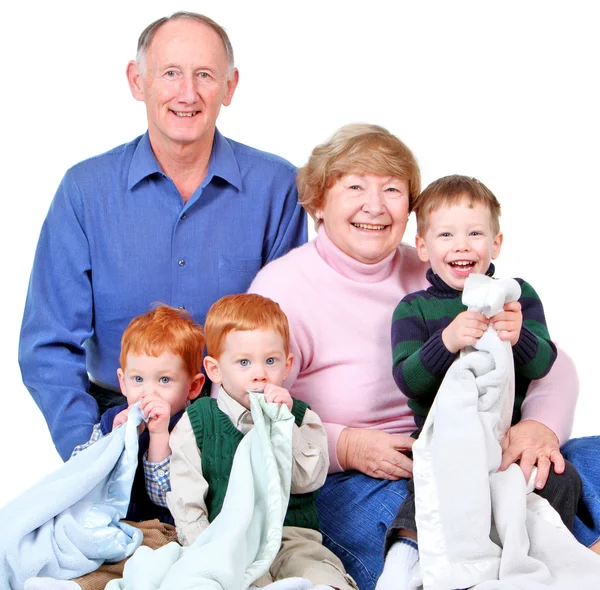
[106,392,294,590]
[0,405,144,589]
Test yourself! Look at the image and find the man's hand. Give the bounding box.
[338,428,414,480]
[442,311,490,353]
[140,395,171,435]
[263,383,293,412]
[491,301,523,346]
[500,419,564,489]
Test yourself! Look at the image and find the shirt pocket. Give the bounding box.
[218,255,262,296]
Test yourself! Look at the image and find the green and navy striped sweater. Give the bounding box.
[391,266,557,424]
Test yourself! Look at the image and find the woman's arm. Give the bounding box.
[500,347,578,489]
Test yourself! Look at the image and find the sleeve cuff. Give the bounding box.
[513,326,539,366]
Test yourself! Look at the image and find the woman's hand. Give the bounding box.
[337,428,414,480]
[500,419,565,489]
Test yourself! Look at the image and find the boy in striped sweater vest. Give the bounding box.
[166,293,357,590]
[377,175,582,590]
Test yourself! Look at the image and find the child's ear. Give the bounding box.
[492,231,503,259]
[188,373,205,401]
[117,368,126,393]
[415,234,429,262]
[203,356,221,384]
[283,353,294,381]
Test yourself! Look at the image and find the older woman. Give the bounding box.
[249,124,580,589]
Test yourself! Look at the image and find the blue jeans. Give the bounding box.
[561,436,600,548]
[315,470,410,590]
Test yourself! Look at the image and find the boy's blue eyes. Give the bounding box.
[159,377,170,384]
[238,358,278,366]
[134,376,143,383]
[132,376,170,383]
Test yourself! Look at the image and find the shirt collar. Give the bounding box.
[426,263,496,298]
[127,129,243,192]
[216,386,254,431]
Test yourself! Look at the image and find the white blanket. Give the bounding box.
[0,405,144,589]
[411,274,600,590]
[106,392,295,590]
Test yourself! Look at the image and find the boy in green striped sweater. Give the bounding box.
[377,175,581,590]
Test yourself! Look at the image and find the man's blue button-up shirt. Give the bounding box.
[19,130,307,460]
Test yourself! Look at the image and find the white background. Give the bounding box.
[1,1,598,508]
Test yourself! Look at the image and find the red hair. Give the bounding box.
[204,294,290,358]
[120,305,205,376]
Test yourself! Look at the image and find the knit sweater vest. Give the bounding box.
[391,266,557,424]
[186,396,320,531]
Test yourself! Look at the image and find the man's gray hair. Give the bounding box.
[136,11,235,76]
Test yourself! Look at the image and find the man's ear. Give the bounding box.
[203,356,221,384]
[117,368,126,394]
[492,231,503,259]
[126,60,144,102]
[415,234,429,262]
[221,68,239,107]
[283,353,294,381]
[188,373,205,401]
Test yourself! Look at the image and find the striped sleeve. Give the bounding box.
[391,298,456,406]
[512,279,557,379]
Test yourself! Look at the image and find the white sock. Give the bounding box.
[376,537,419,590]
[24,578,81,590]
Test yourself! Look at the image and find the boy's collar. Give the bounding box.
[426,263,496,297]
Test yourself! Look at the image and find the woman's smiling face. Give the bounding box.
[318,173,410,264]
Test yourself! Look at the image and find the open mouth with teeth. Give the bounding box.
[351,223,387,231]
[172,111,199,117]
[449,260,476,275]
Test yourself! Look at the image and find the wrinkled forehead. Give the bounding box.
[144,19,229,70]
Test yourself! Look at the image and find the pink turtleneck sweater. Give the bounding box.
[250,227,577,472]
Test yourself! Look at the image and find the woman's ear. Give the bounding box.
[203,356,221,385]
[415,234,430,262]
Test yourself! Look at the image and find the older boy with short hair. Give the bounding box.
[377,175,581,589]
[167,293,357,589]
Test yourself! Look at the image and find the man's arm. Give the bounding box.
[19,171,99,460]
[264,177,307,264]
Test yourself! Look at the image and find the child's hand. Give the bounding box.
[491,301,523,346]
[442,311,490,353]
[112,408,129,429]
[140,394,171,435]
[263,383,293,411]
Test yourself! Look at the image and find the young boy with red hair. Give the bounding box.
[29,305,205,590]
[167,293,357,589]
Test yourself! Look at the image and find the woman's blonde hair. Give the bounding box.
[297,123,421,225]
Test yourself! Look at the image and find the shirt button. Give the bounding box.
[180,213,187,220]
[157,469,165,477]
[178,259,186,267]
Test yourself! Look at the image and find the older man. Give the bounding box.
[19,12,307,461]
